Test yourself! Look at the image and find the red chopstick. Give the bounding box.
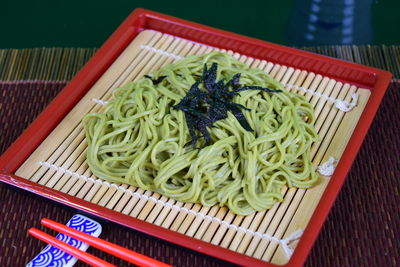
[29,228,116,267]
[41,218,173,267]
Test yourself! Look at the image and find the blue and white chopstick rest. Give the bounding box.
[27,214,102,267]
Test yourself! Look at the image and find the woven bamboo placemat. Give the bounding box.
[0,46,399,267]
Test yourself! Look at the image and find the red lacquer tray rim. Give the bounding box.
[0,8,392,267]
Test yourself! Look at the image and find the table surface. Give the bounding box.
[0,45,399,267]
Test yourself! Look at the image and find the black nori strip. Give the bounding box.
[184,113,199,148]
[208,102,228,122]
[223,73,241,90]
[203,63,218,94]
[225,103,254,131]
[144,74,167,85]
[227,86,282,95]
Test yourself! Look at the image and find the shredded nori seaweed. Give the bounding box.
[173,63,282,148]
[144,74,167,85]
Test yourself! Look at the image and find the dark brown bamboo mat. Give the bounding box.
[0,48,97,81]
[0,46,399,267]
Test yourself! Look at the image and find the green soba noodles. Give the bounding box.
[83,51,319,215]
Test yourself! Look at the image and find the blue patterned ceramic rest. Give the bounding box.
[27,214,102,267]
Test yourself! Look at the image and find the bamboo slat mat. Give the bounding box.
[12,30,371,265]
[0,42,399,267]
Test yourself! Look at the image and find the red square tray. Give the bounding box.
[0,8,391,267]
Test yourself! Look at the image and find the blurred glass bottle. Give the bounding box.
[287,0,373,45]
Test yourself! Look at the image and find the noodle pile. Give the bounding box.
[83,51,319,215]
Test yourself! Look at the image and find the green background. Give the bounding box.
[0,0,399,48]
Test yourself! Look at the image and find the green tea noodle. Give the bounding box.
[83,51,319,215]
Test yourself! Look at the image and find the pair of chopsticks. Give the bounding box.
[29,218,172,267]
